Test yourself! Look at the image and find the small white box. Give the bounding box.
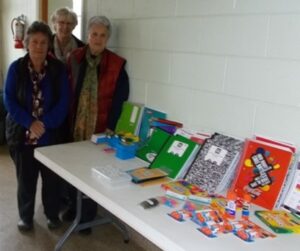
[91,133,107,144]
[92,165,131,186]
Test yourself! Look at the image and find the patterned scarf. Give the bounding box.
[53,36,77,64]
[26,60,47,145]
[73,50,101,141]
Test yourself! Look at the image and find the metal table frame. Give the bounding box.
[55,190,129,251]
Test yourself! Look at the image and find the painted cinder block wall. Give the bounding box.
[2,0,300,147]
[83,0,300,147]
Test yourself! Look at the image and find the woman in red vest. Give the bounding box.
[65,16,129,234]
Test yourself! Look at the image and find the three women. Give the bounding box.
[4,14,129,233]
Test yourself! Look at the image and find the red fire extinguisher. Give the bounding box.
[11,15,26,49]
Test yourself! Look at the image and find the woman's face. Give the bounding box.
[55,14,75,41]
[28,32,49,63]
[88,23,109,55]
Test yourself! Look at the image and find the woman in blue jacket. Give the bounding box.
[4,21,69,231]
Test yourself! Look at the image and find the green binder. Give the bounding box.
[149,134,200,179]
[115,102,144,135]
[136,128,171,163]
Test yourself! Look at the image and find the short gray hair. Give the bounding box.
[24,21,53,50]
[50,7,78,26]
[87,16,111,37]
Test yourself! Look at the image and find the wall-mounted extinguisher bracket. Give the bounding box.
[11,14,26,49]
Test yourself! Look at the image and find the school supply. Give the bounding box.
[150,134,200,179]
[136,128,171,163]
[91,165,131,186]
[184,133,244,194]
[255,210,300,234]
[161,180,195,200]
[282,162,300,216]
[241,194,251,220]
[139,198,159,209]
[230,138,294,210]
[175,127,211,144]
[91,133,107,144]
[254,135,297,153]
[138,107,167,142]
[225,191,237,220]
[150,118,183,134]
[127,167,168,184]
[115,101,144,135]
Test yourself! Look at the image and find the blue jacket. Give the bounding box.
[4,54,70,146]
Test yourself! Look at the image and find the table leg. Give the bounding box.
[113,220,130,243]
[54,189,130,250]
[54,190,82,251]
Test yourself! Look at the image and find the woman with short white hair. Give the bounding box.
[50,7,85,63]
[65,16,129,234]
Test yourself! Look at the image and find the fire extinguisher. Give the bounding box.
[11,15,26,49]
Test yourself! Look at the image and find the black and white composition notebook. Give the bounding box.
[184,133,244,194]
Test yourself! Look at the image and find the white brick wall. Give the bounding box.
[84,0,300,146]
[2,0,300,147]
[268,15,300,59]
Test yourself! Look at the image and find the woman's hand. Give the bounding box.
[29,120,45,139]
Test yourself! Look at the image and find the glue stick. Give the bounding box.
[225,191,236,220]
[241,193,251,220]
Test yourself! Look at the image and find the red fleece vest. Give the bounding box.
[69,48,125,133]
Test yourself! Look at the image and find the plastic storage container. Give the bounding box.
[107,136,119,148]
[115,141,138,160]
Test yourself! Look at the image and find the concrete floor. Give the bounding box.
[0,145,161,251]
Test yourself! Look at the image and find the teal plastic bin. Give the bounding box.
[115,141,138,160]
